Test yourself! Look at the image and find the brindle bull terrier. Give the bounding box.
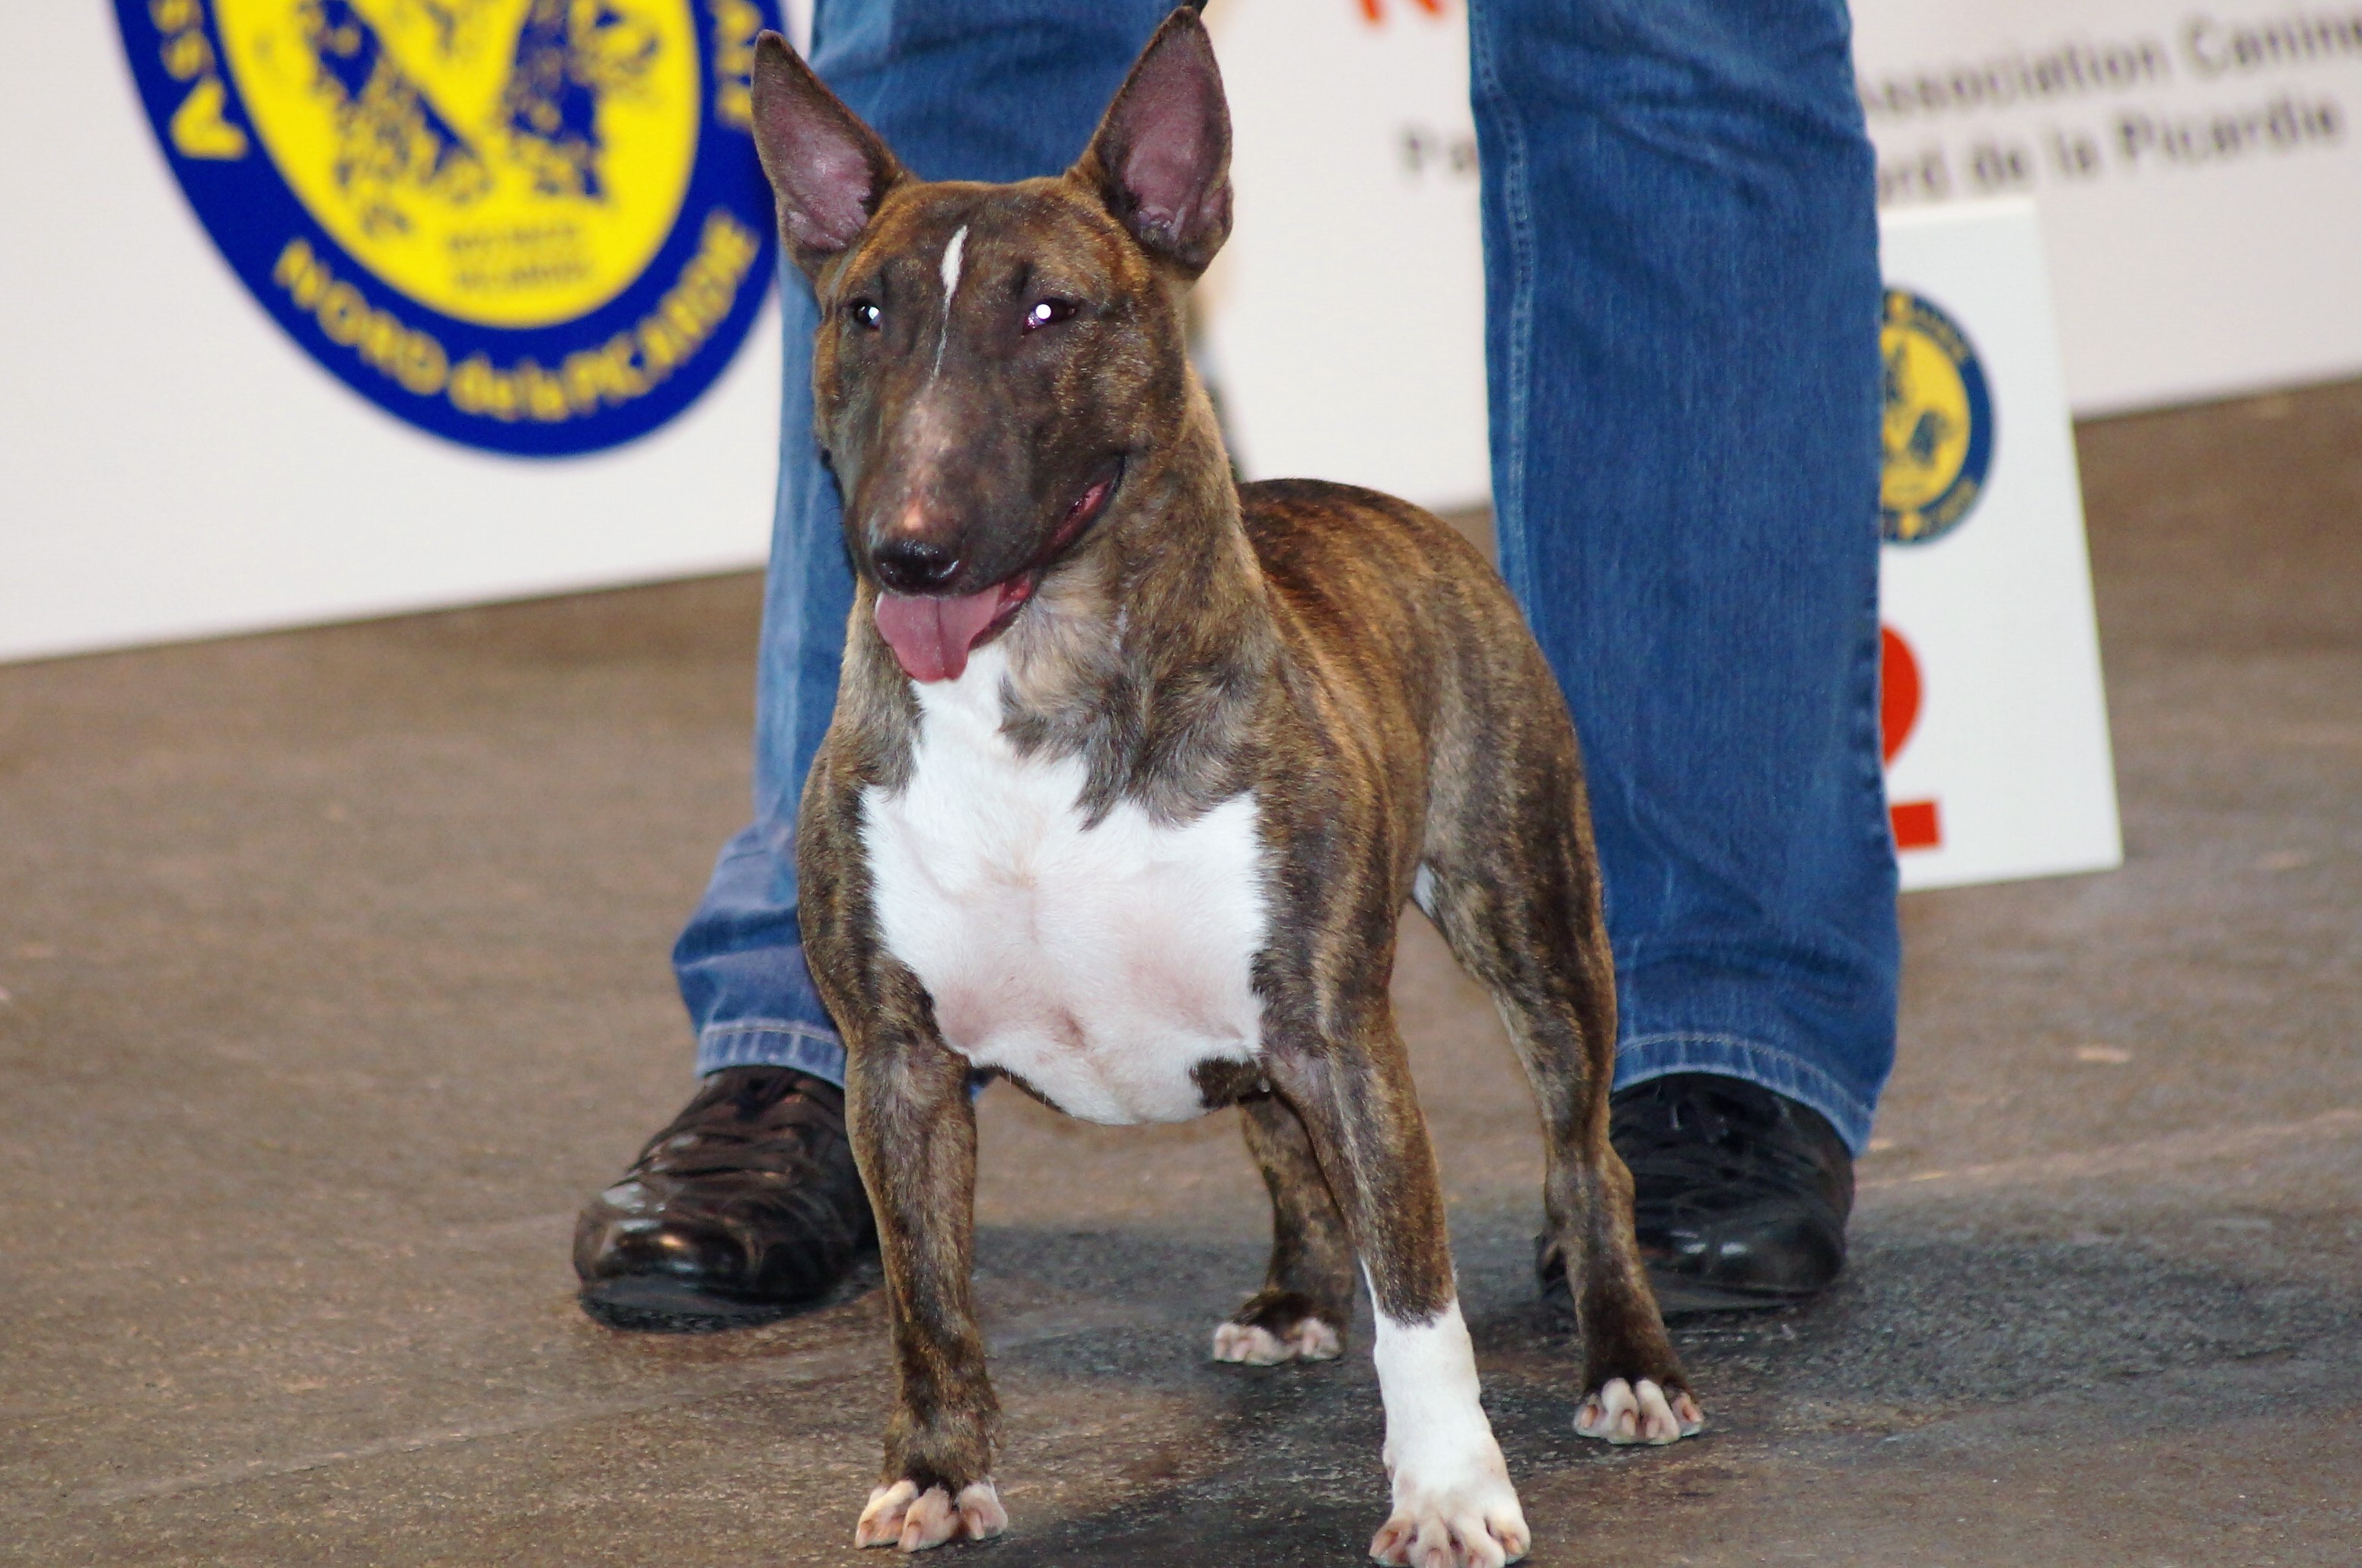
[750,11,1703,1563]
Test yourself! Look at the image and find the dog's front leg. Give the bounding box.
[1270,1032,1531,1568]
[842,1022,1005,1552]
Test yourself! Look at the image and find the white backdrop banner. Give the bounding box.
[1853,0,2362,415]
[8,0,2322,721]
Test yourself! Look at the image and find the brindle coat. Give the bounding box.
[750,11,1697,1557]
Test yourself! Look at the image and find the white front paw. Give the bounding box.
[853,1478,1007,1551]
[1369,1461,1529,1568]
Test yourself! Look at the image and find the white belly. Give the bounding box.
[859,645,1269,1125]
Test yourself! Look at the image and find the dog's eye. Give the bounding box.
[847,300,882,330]
[1025,298,1076,332]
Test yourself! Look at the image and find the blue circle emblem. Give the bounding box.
[113,0,778,457]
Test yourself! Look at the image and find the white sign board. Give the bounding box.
[1853,0,2362,414]
[0,3,780,667]
[1877,200,2122,891]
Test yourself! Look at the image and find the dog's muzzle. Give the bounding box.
[870,465,1123,684]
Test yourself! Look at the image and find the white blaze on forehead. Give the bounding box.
[939,225,969,298]
[932,225,968,376]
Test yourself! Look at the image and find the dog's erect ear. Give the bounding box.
[749,31,904,279]
[1074,9,1233,277]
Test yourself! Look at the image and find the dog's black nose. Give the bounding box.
[872,537,961,595]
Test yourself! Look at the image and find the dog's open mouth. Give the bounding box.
[873,580,1031,685]
[872,464,1122,684]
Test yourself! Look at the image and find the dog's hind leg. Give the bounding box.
[1419,741,1703,1446]
[1213,1093,1357,1365]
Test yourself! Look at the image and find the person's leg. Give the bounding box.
[1468,0,1897,1305]
[578,0,1177,1331]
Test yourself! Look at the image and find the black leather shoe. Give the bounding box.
[1539,1072,1854,1318]
[575,1066,878,1332]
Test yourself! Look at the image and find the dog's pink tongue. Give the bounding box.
[874,588,1006,683]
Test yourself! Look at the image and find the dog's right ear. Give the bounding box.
[749,32,904,279]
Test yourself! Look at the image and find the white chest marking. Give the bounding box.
[932,225,967,377]
[860,645,1269,1125]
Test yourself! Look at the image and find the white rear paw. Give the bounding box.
[854,1478,1007,1551]
[1368,1471,1529,1568]
[1573,1378,1704,1446]
[1212,1315,1342,1365]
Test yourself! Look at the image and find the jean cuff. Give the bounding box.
[694,1021,846,1085]
[1612,1031,1876,1155]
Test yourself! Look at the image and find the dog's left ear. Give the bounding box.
[748,31,905,279]
[1074,8,1233,278]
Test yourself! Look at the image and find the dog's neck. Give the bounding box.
[846,378,1276,826]
[995,381,1276,825]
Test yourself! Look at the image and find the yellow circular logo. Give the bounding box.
[1880,290,1994,546]
[215,0,700,329]
[117,0,776,455]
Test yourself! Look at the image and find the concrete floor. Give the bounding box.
[4,379,2360,1566]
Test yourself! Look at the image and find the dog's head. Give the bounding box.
[747,9,1232,683]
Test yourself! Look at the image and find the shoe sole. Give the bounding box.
[577,1276,798,1334]
[577,1250,884,1334]
[1538,1265,1825,1322]
[1645,1272,1821,1317]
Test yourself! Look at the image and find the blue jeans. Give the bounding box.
[673,0,1898,1151]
